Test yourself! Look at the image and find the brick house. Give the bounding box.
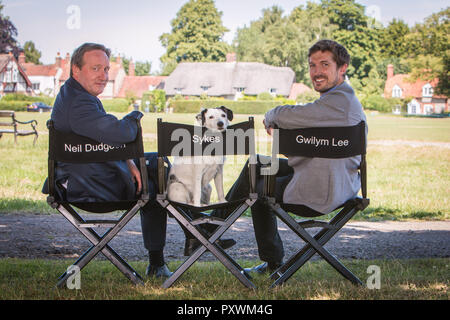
[117,59,166,99]
[20,52,65,97]
[384,64,448,115]
[0,52,32,96]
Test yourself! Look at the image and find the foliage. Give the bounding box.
[230,1,447,100]
[360,95,403,113]
[256,92,274,100]
[0,1,20,56]
[0,258,449,300]
[379,19,410,58]
[141,90,166,112]
[23,40,41,64]
[100,98,130,112]
[234,4,336,85]
[0,93,54,111]
[402,7,449,95]
[111,55,152,76]
[168,99,280,114]
[295,90,320,104]
[159,0,230,75]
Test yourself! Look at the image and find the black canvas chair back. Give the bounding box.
[46,119,149,287]
[264,121,369,287]
[156,117,258,288]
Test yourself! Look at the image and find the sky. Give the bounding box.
[2,0,449,73]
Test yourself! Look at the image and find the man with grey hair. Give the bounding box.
[45,42,172,278]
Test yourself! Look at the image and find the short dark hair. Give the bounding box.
[308,40,350,68]
[70,43,111,77]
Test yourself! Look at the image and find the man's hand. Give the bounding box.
[127,159,142,195]
[263,119,273,136]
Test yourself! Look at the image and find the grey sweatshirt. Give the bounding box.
[264,81,367,214]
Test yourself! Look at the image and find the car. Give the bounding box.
[26,102,52,112]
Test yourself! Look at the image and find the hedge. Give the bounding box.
[100,98,130,112]
[360,95,404,113]
[0,93,55,111]
[168,99,281,114]
[0,101,28,111]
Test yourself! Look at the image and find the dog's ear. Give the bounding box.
[196,108,208,125]
[219,106,233,121]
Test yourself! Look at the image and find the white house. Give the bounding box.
[384,64,448,115]
[0,52,32,96]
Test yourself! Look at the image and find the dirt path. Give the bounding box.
[0,213,448,262]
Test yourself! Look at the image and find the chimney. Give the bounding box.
[226,52,236,63]
[128,59,135,76]
[65,52,70,63]
[18,51,26,65]
[55,52,62,68]
[387,64,394,80]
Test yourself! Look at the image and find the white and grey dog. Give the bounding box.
[167,106,233,206]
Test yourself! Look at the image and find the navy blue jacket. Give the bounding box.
[49,77,143,202]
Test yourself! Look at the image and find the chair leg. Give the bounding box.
[159,199,256,289]
[269,204,363,287]
[56,204,144,288]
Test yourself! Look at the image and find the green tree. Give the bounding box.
[379,19,410,58]
[159,0,230,75]
[135,61,151,76]
[233,3,336,84]
[321,0,367,31]
[23,40,41,64]
[403,8,449,95]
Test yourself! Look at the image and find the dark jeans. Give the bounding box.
[212,155,294,263]
[137,153,170,252]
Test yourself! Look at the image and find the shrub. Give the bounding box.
[361,95,403,113]
[141,89,166,112]
[256,92,274,100]
[0,101,28,111]
[0,93,55,111]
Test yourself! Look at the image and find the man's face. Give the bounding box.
[72,50,110,96]
[309,50,347,95]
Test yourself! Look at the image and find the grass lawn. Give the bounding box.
[0,111,448,300]
[0,258,448,300]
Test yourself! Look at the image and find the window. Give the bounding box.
[174,87,182,95]
[422,83,433,97]
[235,87,245,93]
[200,86,210,92]
[32,82,40,90]
[392,85,402,98]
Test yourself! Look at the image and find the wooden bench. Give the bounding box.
[0,110,38,145]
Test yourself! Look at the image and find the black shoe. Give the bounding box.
[244,262,282,275]
[146,264,173,278]
[184,238,237,256]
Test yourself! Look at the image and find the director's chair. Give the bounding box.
[156,118,258,289]
[263,121,369,288]
[46,119,149,288]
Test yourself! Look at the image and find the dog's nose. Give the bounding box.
[217,121,224,127]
